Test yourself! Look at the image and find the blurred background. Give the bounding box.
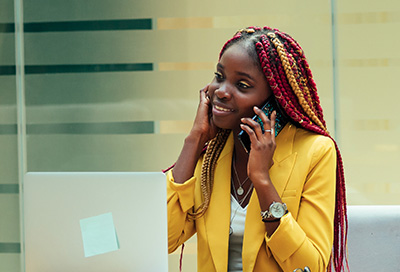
[1,0,399,271]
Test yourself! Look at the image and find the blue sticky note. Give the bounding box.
[80,212,120,257]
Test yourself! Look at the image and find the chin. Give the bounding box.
[211,117,231,130]
[213,118,239,131]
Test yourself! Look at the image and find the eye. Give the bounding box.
[237,81,251,89]
[214,72,224,81]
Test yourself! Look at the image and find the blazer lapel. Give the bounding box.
[242,124,298,271]
[269,123,298,196]
[204,133,234,272]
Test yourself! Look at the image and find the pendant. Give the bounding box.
[237,186,244,195]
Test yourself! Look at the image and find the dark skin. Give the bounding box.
[172,43,283,235]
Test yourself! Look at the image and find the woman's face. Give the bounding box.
[208,43,272,133]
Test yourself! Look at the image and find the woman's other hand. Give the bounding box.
[189,85,218,145]
[171,85,218,184]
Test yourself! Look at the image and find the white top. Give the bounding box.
[228,195,248,272]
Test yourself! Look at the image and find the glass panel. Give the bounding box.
[337,0,400,205]
[0,0,21,271]
[23,1,188,172]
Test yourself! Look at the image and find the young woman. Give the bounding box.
[165,26,348,272]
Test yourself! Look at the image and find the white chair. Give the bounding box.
[347,205,400,271]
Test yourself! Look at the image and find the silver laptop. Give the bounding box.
[23,172,168,272]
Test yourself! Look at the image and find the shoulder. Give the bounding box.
[290,126,336,167]
[293,126,335,151]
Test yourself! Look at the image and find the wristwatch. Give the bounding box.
[261,202,288,222]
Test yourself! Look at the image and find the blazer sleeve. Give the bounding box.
[266,135,337,271]
[166,170,197,253]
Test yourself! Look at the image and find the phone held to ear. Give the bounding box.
[238,96,288,153]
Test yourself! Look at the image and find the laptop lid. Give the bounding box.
[23,172,168,272]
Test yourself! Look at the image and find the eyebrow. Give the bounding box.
[216,63,255,81]
[237,71,254,81]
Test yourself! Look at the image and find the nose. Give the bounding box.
[214,83,232,100]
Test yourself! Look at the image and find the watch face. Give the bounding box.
[270,203,285,218]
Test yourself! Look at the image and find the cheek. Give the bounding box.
[241,106,256,119]
[238,97,262,118]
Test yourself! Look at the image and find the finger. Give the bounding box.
[253,106,268,122]
[240,123,258,143]
[270,111,277,137]
[241,117,262,134]
[254,106,277,136]
[201,84,210,95]
[253,106,272,133]
[199,85,211,104]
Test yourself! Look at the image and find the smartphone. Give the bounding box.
[238,96,288,153]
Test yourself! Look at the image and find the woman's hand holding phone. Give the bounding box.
[241,108,284,238]
[240,107,277,183]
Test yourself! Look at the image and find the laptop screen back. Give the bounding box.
[23,172,168,272]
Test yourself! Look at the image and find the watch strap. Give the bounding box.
[260,202,288,221]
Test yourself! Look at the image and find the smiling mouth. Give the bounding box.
[215,105,234,112]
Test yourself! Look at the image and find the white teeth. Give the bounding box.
[215,105,232,112]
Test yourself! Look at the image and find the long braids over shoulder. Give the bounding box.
[188,128,231,219]
[217,26,348,272]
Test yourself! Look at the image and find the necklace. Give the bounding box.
[231,178,254,206]
[230,178,253,235]
[232,154,249,196]
[229,153,253,235]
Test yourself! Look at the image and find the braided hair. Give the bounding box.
[192,26,348,271]
[188,128,231,219]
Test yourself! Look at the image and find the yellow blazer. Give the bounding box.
[167,123,336,272]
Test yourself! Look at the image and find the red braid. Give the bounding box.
[278,33,327,128]
[258,36,303,123]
